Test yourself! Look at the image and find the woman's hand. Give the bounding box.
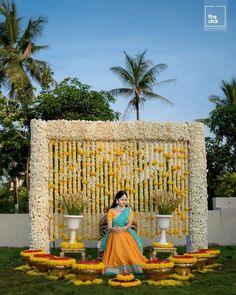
[110,226,120,232]
[110,226,127,233]
[110,226,121,233]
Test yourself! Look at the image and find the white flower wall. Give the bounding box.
[29,120,208,252]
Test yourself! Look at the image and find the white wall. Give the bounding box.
[1,202,236,248]
[0,214,30,247]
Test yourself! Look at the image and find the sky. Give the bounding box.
[13,0,236,127]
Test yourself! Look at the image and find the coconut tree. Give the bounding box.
[110,50,175,120]
[0,1,54,101]
[209,79,236,106]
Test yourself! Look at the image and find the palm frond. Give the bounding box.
[123,51,137,79]
[0,48,9,58]
[110,66,134,85]
[31,44,49,53]
[135,50,150,81]
[0,22,9,45]
[24,57,48,83]
[195,118,207,124]
[142,90,174,105]
[121,100,133,121]
[17,16,47,51]
[135,50,148,82]
[6,60,31,88]
[0,1,10,17]
[0,1,22,45]
[138,64,160,86]
[151,79,177,87]
[208,95,222,105]
[109,87,133,97]
[221,80,236,105]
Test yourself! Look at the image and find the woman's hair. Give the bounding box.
[110,190,128,208]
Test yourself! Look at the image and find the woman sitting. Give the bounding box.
[100,190,147,274]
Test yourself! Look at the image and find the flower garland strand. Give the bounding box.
[169,255,197,264]
[72,260,104,270]
[49,138,190,240]
[152,242,174,248]
[72,278,103,286]
[146,279,183,286]
[142,259,174,270]
[169,273,194,281]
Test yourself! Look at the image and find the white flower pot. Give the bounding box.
[156,214,172,245]
[64,215,83,244]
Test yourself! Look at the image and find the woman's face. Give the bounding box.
[117,194,127,208]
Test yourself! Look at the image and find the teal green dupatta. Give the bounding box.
[100,207,143,253]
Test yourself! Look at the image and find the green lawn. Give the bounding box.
[0,246,236,295]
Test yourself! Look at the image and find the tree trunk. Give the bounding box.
[26,156,30,188]
[136,102,140,121]
[13,177,19,212]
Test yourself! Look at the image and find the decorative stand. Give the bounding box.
[151,247,177,259]
[156,214,172,244]
[64,215,84,244]
[60,248,86,260]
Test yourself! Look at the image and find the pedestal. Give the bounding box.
[60,248,86,260]
[151,247,177,259]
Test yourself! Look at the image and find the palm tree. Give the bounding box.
[209,79,236,106]
[0,1,53,101]
[110,50,175,120]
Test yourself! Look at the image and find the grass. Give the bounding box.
[0,246,236,295]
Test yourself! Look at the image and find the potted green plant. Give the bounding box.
[60,192,87,244]
[153,189,181,245]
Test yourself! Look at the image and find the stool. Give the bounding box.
[60,248,86,259]
[151,247,177,259]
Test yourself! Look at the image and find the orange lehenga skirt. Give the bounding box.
[100,207,147,274]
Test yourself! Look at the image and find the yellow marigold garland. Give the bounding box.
[200,249,220,255]
[116,273,134,281]
[146,279,183,286]
[26,270,46,276]
[152,242,174,248]
[20,249,43,258]
[65,274,77,280]
[72,261,104,270]
[30,253,55,263]
[72,279,103,285]
[142,260,174,270]
[185,252,211,258]
[197,268,214,273]
[169,255,197,264]
[47,257,76,266]
[60,242,85,249]
[108,278,141,287]
[204,263,222,269]
[169,273,194,280]
[15,264,31,271]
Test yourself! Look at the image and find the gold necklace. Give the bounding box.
[116,205,124,211]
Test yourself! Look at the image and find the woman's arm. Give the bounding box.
[107,209,117,232]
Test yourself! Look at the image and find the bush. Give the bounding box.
[0,183,15,213]
[215,172,236,198]
[18,186,29,213]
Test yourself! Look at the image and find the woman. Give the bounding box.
[100,190,147,274]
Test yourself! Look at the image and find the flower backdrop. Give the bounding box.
[30,120,207,251]
[48,139,190,241]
